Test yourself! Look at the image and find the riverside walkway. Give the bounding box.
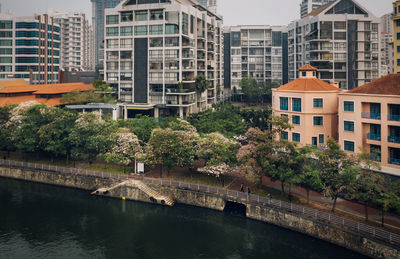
[0,159,399,248]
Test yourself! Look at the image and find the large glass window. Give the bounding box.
[0,57,12,63]
[165,24,178,34]
[0,21,12,29]
[344,121,354,132]
[292,133,300,142]
[0,40,12,46]
[135,10,148,21]
[0,65,12,72]
[313,98,323,108]
[280,97,288,111]
[120,38,132,48]
[106,27,119,37]
[344,141,355,152]
[121,11,133,22]
[150,25,163,35]
[292,98,302,112]
[182,12,188,35]
[106,39,119,49]
[150,10,163,20]
[0,48,12,55]
[319,134,325,144]
[120,26,133,36]
[0,31,12,38]
[134,26,148,36]
[313,116,323,126]
[281,131,288,140]
[343,101,354,112]
[106,15,119,25]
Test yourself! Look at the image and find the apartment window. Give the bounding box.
[397,20,400,27]
[344,121,355,132]
[150,10,163,20]
[398,32,400,41]
[0,21,12,29]
[106,27,119,37]
[165,24,179,34]
[344,141,355,152]
[135,26,148,36]
[121,11,133,22]
[0,31,12,38]
[0,48,12,55]
[0,39,11,48]
[281,131,288,140]
[319,134,325,144]
[150,25,163,35]
[0,57,12,63]
[281,114,288,118]
[182,12,188,35]
[313,116,323,126]
[120,38,132,48]
[0,65,12,72]
[120,61,132,70]
[106,15,119,25]
[292,133,301,143]
[343,101,354,112]
[292,98,302,112]
[313,98,323,108]
[398,59,400,67]
[135,10,148,21]
[292,115,300,125]
[120,26,133,36]
[106,39,118,48]
[397,46,400,53]
[280,97,288,111]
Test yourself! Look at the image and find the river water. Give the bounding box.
[0,178,366,259]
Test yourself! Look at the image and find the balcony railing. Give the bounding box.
[388,114,400,121]
[388,136,400,144]
[367,133,381,141]
[389,158,400,166]
[361,112,381,120]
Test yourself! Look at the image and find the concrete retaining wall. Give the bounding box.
[0,166,398,259]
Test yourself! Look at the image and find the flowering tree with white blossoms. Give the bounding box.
[104,128,143,173]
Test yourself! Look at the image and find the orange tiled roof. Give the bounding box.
[306,3,333,17]
[299,64,318,71]
[34,83,94,95]
[0,85,40,94]
[346,74,400,95]
[277,78,340,92]
[0,80,28,88]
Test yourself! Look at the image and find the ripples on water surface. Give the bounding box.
[0,178,367,259]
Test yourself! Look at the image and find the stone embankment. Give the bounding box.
[0,165,399,259]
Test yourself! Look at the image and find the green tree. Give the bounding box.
[146,124,199,177]
[240,77,261,105]
[240,107,272,131]
[297,146,322,204]
[195,75,209,93]
[197,133,239,167]
[61,90,116,105]
[0,105,17,156]
[69,113,117,165]
[118,116,160,143]
[317,138,359,212]
[38,108,78,161]
[260,80,280,104]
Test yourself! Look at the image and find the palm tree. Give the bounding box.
[195,75,209,111]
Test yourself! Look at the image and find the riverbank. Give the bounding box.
[0,162,399,259]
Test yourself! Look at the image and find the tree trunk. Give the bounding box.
[306,188,310,204]
[364,204,369,221]
[288,184,292,201]
[381,209,385,227]
[159,165,163,178]
[281,182,285,194]
[332,196,338,212]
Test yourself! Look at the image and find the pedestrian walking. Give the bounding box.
[247,187,251,196]
[240,183,244,192]
[268,193,272,203]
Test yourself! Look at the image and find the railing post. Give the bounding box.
[357,223,360,232]
[102,172,104,178]
[207,186,209,192]
[328,214,330,222]
[373,228,376,237]
[197,184,199,191]
[342,218,345,227]
[290,203,292,211]
[280,200,282,209]
[179,182,181,188]
[170,180,172,186]
[302,207,304,214]
[389,233,392,242]
[257,196,259,203]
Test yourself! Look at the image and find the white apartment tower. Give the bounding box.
[300,0,333,18]
[380,13,394,77]
[289,0,380,90]
[47,9,94,71]
[224,25,288,92]
[104,0,224,119]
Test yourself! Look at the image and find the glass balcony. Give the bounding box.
[367,133,381,141]
[389,114,400,121]
[361,112,381,120]
[389,158,400,166]
[389,136,400,144]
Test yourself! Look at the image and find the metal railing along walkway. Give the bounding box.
[1,159,399,247]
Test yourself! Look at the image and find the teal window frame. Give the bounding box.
[0,57,12,63]
[292,115,300,125]
[0,48,12,55]
[0,21,12,29]
[313,116,323,126]
[292,98,302,112]
[0,40,12,46]
[292,133,301,142]
[344,141,355,152]
[280,97,288,111]
[344,121,354,132]
[343,101,354,112]
[106,15,119,25]
[319,134,325,144]
[313,98,323,108]
[0,31,12,38]
[281,131,288,140]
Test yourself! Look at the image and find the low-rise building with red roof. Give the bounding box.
[272,65,342,148]
[0,81,94,107]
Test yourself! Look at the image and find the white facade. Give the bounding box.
[0,13,61,84]
[300,0,333,18]
[380,13,394,35]
[289,0,380,90]
[104,0,224,118]
[47,9,94,72]
[380,32,394,77]
[225,25,288,91]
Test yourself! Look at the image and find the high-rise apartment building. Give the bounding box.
[392,0,400,74]
[104,0,224,119]
[380,32,394,77]
[91,0,122,66]
[289,0,380,90]
[300,0,333,18]
[197,0,217,13]
[0,13,61,84]
[224,25,288,92]
[380,13,394,35]
[47,9,94,72]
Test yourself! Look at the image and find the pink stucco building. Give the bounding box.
[272,65,342,148]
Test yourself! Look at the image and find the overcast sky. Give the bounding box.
[1,0,395,25]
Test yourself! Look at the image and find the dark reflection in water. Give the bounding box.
[0,178,367,259]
